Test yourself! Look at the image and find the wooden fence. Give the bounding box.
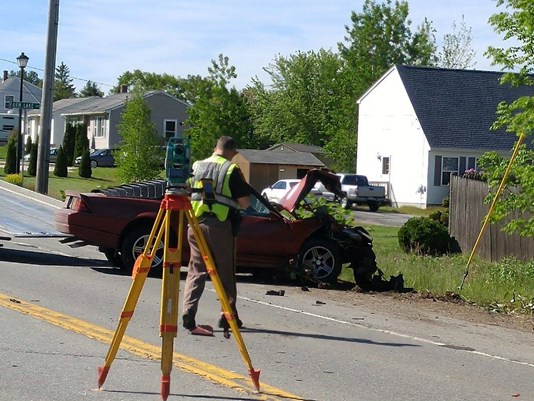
[449,175,534,262]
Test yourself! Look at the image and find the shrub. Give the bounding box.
[398,217,451,256]
[428,210,449,227]
[78,148,92,178]
[5,173,23,186]
[441,197,449,208]
[54,146,68,177]
[4,131,17,174]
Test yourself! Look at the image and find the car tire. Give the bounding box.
[90,160,98,168]
[341,196,352,210]
[101,247,124,268]
[368,202,380,212]
[120,224,164,274]
[352,247,378,290]
[298,239,342,283]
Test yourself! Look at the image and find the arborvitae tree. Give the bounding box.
[62,123,77,166]
[4,131,17,174]
[74,123,89,159]
[25,135,32,155]
[53,145,68,177]
[28,137,38,176]
[78,148,92,178]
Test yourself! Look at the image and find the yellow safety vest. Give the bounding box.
[190,154,239,221]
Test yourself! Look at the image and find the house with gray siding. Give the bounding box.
[27,90,189,148]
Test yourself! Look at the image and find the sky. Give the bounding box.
[1,1,510,93]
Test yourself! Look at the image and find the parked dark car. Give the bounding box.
[23,147,59,163]
[54,169,378,284]
[74,148,116,168]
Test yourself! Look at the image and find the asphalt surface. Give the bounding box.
[1,181,533,401]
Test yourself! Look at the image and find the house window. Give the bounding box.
[93,117,105,138]
[442,157,459,185]
[4,95,14,109]
[164,120,177,139]
[382,157,390,174]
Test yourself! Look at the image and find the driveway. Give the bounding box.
[352,208,413,227]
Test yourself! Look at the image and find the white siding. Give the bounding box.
[357,68,430,208]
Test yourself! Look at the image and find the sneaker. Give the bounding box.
[218,314,243,329]
[182,313,196,331]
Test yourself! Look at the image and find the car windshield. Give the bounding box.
[343,175,368,186]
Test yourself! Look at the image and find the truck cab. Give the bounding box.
[337,173,386,212]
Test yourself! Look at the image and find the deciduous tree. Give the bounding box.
[115,88,162,183]
[438,16,476,69]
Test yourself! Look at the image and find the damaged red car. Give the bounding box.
[54,169,378,284]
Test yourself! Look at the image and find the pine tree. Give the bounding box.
[54,62,76,101]
[53,146,68,177]
[4,131,17,174]
[78,148,92,178]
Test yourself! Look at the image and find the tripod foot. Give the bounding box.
[161,375,171,400]
[190,325,214,336]
[97,366,109,389]
[249,368,261,392]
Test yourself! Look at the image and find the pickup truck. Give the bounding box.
[337,173,386,212]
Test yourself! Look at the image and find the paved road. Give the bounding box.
[1,182,533,401]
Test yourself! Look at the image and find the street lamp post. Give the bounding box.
[16,52,29,174]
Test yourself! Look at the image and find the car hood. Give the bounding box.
[278,169,343,212]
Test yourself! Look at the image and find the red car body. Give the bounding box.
[55,169,376,283]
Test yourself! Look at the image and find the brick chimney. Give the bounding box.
[3,70,8,82]
[120,84,128,93]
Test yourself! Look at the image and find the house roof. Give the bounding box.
[237,149,325,166]
[267,142,325,153]
[0,77,42,105]
[28,90,188,117]
[393,65,534,151]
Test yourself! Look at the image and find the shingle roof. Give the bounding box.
[395,65,534,150]
[237,149,324,166]
[267,142,325,153]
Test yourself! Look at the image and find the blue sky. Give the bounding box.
[1,1,508,92]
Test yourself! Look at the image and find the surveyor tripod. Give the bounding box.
[97,187,260,400]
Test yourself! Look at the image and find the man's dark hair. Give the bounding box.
[216,136,236,151]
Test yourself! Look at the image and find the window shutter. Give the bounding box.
[434,156,442,186]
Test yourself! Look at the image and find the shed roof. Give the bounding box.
[267,142,325,153]
[394,65,534,151]
[237,149,324,166]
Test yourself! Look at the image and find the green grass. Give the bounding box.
[360,225,534,314]
[0,145,7,159]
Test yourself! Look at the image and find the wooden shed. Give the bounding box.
[233,149,325,192]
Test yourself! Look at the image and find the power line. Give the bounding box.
[0,56,114,88]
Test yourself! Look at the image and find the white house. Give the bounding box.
[0,71,42,143]
[27,90,189,149]
[356,65,534,208]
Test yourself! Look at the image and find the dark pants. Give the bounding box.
[183,216,237,317]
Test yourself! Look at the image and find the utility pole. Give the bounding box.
[36,0,60,194]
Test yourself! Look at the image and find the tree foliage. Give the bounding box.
[61,123,77,166]
[115,88,162,183]
[10,70,42,87]
[78,148,92,178]
[74,123,90,159]
[79,80,104,97]
[54,62,76,101]
[53,146,68,177]
[479,0,534,237]
[438,16,476,69]
[28,136,38,176]
[4,131,17,174]
[186,54,254,159]
[113,70,188,101]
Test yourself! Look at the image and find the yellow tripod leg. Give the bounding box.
[185,209,261,392]
[159,209,183,401]
[97,204,166,389]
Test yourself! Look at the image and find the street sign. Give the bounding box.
[7,101,40,110]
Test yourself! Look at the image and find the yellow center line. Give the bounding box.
[0,292,303,401]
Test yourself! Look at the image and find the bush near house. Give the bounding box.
[398,217,451,256]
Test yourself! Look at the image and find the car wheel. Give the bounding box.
[352,247,378,290]
[90,160,98,168]
[101,247,124,268]
[298,239,342,283]
[341,196,352,210]
[120,224,164,273]
[368,202,380,212]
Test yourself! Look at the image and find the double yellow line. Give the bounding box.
[0,292,302,401]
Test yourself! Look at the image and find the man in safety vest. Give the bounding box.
[182,136,251,335]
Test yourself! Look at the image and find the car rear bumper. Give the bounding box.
[54,209,119,249]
